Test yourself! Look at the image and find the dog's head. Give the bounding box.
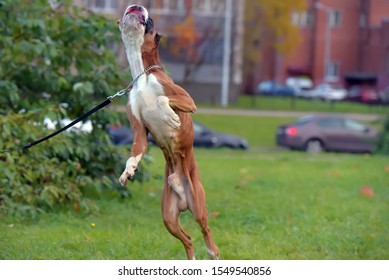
[118,5,162,53]
[118,5,154,37]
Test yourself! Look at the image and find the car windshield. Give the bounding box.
[344,119,367,132]
[316,118,344,129]
[293,115,314,125]
[193,122,211,135]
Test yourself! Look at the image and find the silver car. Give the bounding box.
[276,115,379,153]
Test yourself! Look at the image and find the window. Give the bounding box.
[193,0,225,16]
[292,10,315,28]
[359,13,367,27]
[325,61,340,81]
[344,119,367,133]
[89,0,118,12]
[294,115,314,124]
[193,0,208,12]
[150,0,185,14]
[95,0,104,8]
[386,48,389,73]
[328,9,341,27]
[317,118,343,129]
[149,0,163,10]
[210,0,225,12]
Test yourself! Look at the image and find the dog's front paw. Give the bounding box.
[161,111,181,129]
[119,170,134,186]
[157,96,181,129]
[119,157,139,186]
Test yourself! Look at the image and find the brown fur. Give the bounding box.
[121,13,219,260]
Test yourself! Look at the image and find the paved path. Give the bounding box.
[111,106,383,122]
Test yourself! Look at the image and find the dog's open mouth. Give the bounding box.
[117,5,147,26]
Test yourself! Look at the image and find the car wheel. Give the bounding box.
[305,139,324,154]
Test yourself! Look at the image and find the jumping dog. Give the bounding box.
[117,4,219,260]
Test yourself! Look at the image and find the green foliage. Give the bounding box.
[232,96,389,114]
[375,115,389,155]
[0,0,123,116]
[0,0,148,217]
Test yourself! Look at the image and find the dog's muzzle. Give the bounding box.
[117,5,154,34]
[117,5,146,25]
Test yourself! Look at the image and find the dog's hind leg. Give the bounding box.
[161,165,195,260]
[188,163,220,260]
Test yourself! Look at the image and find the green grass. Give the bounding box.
[1,148,388,260]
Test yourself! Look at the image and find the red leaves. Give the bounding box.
[360,186,375,198]
[210,211,220,218]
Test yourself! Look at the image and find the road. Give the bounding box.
[197,108,382,121]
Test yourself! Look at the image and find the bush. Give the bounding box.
[0,0,149,217]
[0,108,151,218]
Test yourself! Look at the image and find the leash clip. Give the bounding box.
[107,88,128,101]
[107,64,163,102]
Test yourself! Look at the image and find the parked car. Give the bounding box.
[256,81,295,96]
[286,76,313,93]
[346,85,380,104]
[379,86,389,104]
[297,83,347,101]
[276,115,379,153]
[107,121,249,150]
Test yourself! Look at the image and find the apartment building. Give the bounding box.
[258,0,389,90]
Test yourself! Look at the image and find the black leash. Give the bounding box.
[0,98,112,154]
[0,64,163,154]
[1,98,112,154]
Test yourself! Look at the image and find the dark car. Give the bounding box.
[276,115,379,153]
[192,121,248,149]
[346,86,380,104]
[107,121,249,150]
[256,81,295,96]
[379,86,389,104]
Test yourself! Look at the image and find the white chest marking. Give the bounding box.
[128,74,178,146]
[129,74,163,120]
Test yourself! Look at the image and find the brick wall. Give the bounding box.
[257,0,389,90]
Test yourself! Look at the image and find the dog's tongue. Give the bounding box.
[117,5,146,25]
[117,13,143,25]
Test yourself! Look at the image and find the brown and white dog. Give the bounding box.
[117,5,219,260]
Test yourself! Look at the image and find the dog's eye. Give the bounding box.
[145,17,154,34]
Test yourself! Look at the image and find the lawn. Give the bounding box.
[1,147,388,260]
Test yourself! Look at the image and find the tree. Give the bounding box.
[0,0,148,217]
[243,0,306,93]
[147,0,226,85]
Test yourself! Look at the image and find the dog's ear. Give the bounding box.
[155,33,162,45]
[145,17,154,34]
